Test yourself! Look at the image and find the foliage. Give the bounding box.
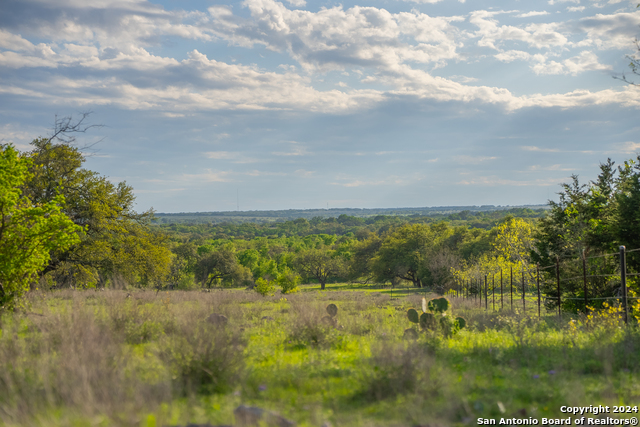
[294,247,346,290]
[4,288,640,426]
[534,161,617,265]
[275,267,300,294]
[0,145,81,309]
[406,296,465,337]
[194,244,250,288]
[371,224,433,287]
[22,137,172,289]
[254,277,276,296]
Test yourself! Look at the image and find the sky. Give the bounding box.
[1,0,640,213]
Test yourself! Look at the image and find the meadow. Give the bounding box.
[1,284,639,427]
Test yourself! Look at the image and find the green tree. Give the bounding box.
[534,161,617,265]
[194,244,250,288]
[0,145,81,309]
[294,247,346,290]
[371,224,434,288]
[276,267,300,294]
[22,137,171,288]
[533,160,624,310]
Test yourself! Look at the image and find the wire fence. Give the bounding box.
[451,246,638,324]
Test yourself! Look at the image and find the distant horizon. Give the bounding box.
[155,203,549,216]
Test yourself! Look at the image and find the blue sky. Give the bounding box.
[1,0,639,213]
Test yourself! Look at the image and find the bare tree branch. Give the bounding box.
[613,38,640,86]
[45,112,105,154]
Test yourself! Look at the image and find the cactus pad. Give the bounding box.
[326,303,338,317]
[454,317,466,329]
[407,308,419,323]
[403,328,418,340]
[428,297,450,313]
[439,315,454,336]
[419,312,436,330]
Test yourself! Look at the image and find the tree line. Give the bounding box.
[3,118,640,311]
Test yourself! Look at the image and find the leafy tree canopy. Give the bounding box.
[0,144,81,308]
[21,133,171,289]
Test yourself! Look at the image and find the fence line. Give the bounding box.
[453,245,636,323]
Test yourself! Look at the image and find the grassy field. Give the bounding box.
[1,284,639,427]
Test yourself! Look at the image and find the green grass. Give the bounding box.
[1,285,639,426]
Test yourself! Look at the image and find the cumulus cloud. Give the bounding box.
[548,0,580,5]
[0,0,639,116]
[206,0,464,71]
[470,10,568,50]
[516,11,550,18]
[531,50,611,75]
[574,11,640,50]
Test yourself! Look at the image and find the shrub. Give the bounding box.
[254,277,275,296]
[276,268,300,294]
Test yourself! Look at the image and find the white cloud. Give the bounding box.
[207,0,464,71]
[575,11,640,50]
[522,146,560,152]
[470,10,568,50]
[284,0,306,7]
[616,141,640,153]
[567,6,586,11]
[448,75,479,83]
[181,169,233,183]
[531,50,611,75]
[0,0,639,116]
[517,11,550,18]
[548,0,580,5]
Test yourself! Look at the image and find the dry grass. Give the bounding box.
[0,289,250,426]
[2,287,640,426]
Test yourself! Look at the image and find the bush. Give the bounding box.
[254,277,275,296]
[276,268,300,294]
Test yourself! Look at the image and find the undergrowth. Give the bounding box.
[0,288,639,426]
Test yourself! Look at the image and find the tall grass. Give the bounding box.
[1,287,639,426]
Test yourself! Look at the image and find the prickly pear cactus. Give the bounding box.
[407,308,419,324]
[403,328,418,340]
[454,317,466,330]
[439,315,454,337]
[406,298,467,337]
[419,312,436,330]
[326,304,338,318]
[427,297,450,314]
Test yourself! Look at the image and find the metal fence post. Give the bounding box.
[582,250,588,316]
[500,268,503,310]
[522,265,525,312]
[510,265,513,310]
[537,262,540,318]
[556,256,561,319]
[485,275,488,310]
[620,246,628,325]
[492,274,495,311]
